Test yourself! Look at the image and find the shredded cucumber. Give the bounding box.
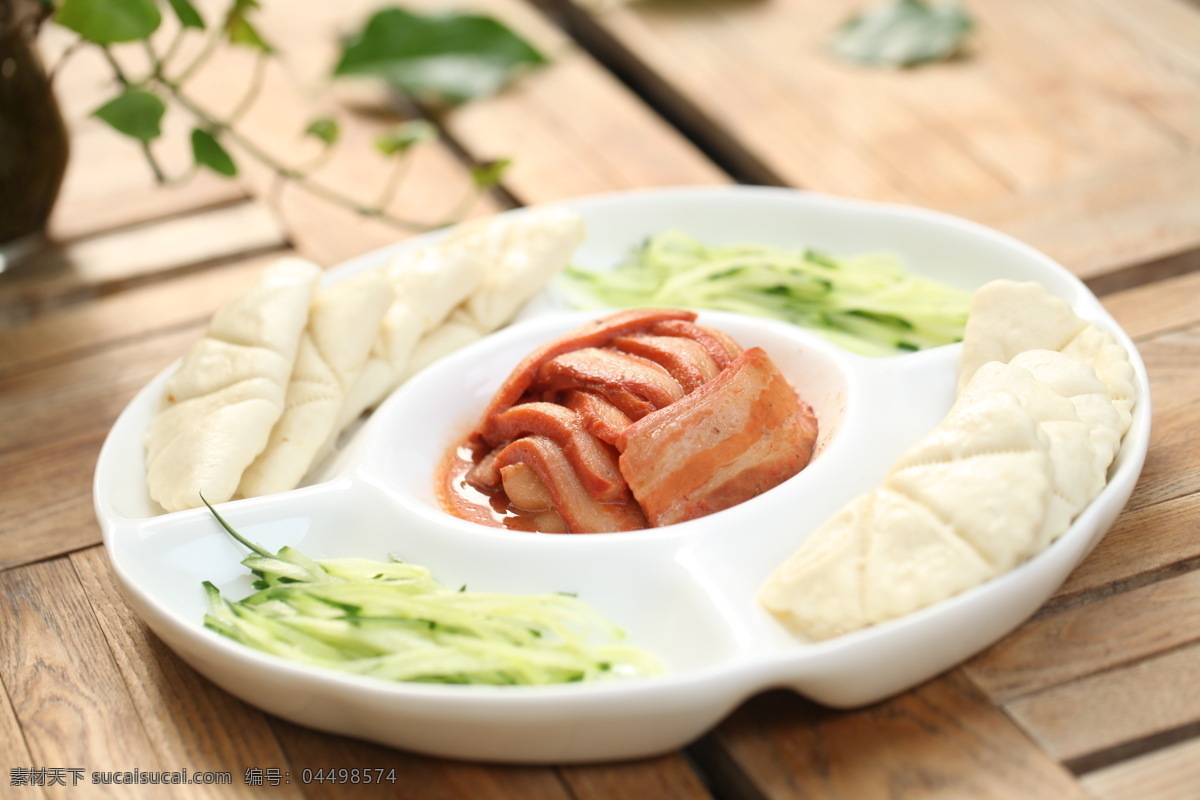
[559,230,971,356]
[201,500,661,685]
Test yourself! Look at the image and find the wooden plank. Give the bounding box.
[268,717,575,800]
[991,0,1200,147]
[702,675,1087,800]
[965,570,1200,704]
[0,435,106,573]
[0,203,287,324]
[70,547,302,797]
[0,558,167,796]
[0,252,288,378]
[1126,327,1200,511]
[559,755,712,800]
[967,1,1185,167]
[1003,642,1200,770]
[1081,736,1200,800]
[961,155,1200,291]
[548,0,1200,287]
[0,324,196,457]
[0,327,198,571]
[1088,0,1200,79]
[556,0,1008,205]
[827,1,1185,198]
[1102,269,1200,342]
[1055,492,1200,600]
[552,0,1192,197]
[0,675,45,799]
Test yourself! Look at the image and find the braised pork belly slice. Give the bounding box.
[479,308,696,440]
[617,347,818,527]
[533,348,685,417]
[609,334,721,393]
[644,320,742,370]
[480,402,628,502]
[493,436,648,532]
[497,462,570,533]
[497,461,554,510]
[562,390,634,446]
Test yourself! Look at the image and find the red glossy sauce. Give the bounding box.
[436,439,568,533]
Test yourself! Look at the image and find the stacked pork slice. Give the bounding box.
[452,308,820,533]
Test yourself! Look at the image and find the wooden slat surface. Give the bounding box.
[0,558,167,797]
[964,154,1200,293]
[1123,327,1200,510]
[1054,492,1200,600]
[544,0,1200,289]
[0,327,198,571]
[558,756,712,800]
[0,252,289,376]
[702,674,1088,800]
[1004,642,1200,770]
[0,677,39,797]
[269,720,577,800]
[1082,737,1200,800]
[0,203,287,322]
[4,0,1200,796]
[967,569,1200,703]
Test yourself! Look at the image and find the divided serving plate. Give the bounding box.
[94,186,1151,763]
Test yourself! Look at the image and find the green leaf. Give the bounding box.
[373,119,436,156]
[469,158,510,190]
[224,0,273,52]
[831,0,972,68]
[54,0,162,44]
[91,89,166,142]
[226,16,272,51]
[165,0,205,30]
[191,129,238,176]
[304,117,341,146]
[333,7,548,106]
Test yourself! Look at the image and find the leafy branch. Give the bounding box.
[47,0,547,232]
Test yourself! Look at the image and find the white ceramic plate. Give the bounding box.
[95,186,1151,763]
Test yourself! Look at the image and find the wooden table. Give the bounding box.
[4,0,1199,796]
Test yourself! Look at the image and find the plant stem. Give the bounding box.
[172,16,223,87]
[441,178,493,229]
[158,24,189,74]
[370,151,414,215]
[124,23,488,232]
[45,36,85,85]
[98,44,131,86]
[226,49,268,127]
[163,78,465,231]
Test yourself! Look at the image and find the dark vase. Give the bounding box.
[1,0,70,264]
